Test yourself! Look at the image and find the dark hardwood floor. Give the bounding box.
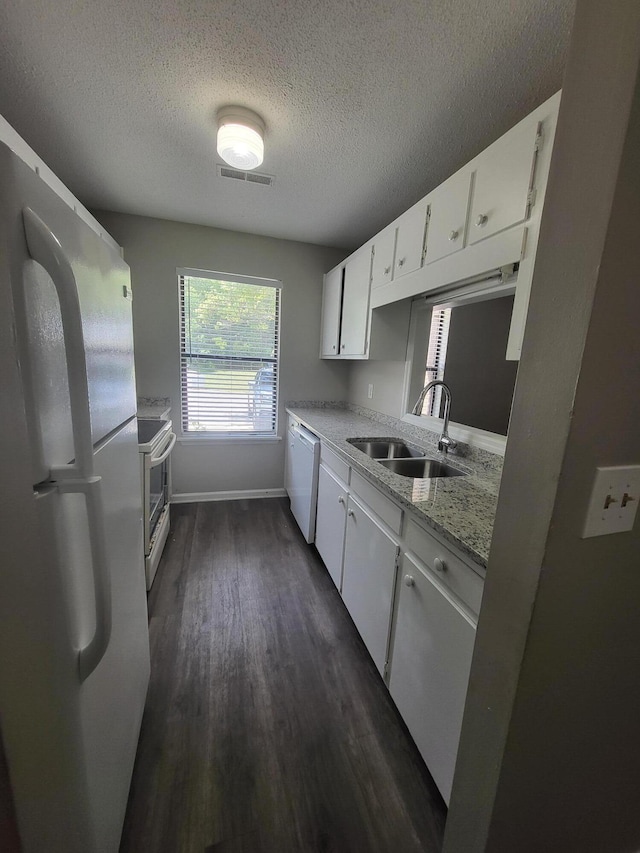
[120,499,447,853]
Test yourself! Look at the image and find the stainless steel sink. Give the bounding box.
[378,457,465,479]
[347,438,425,459]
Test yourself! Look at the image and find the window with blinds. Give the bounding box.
[179,271,281,435]
[423,307,451,417]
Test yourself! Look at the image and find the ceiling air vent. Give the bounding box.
[217,165,274,187]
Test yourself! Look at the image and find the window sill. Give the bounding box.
[178,434,283,445]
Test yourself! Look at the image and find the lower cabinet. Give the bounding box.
[341,496,399,677]
[311,439,481,804]
[315,462,348,590]
[388,551,477,804]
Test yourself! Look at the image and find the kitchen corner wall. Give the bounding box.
[92,211,348,497]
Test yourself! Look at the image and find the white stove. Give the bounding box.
[137,418,176,590]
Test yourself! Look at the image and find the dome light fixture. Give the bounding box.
[216,106,265,171]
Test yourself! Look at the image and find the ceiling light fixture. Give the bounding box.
[216,106,265,171]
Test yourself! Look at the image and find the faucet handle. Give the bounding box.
[438,435,457,454]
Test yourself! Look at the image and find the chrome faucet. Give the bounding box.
[411,380,457,454]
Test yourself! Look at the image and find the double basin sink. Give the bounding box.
[347,438,465,479]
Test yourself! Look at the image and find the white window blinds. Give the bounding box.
[179,272,281,434]
[424,307,451,417]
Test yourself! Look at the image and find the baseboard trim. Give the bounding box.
[171,488,287,504]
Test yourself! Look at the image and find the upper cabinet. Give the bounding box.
[468,120,540,246]
[371,226,396,290]
[320,266,343,357]
[320,243,411,362]
[424,169,473,265]
[394,199,429,279]
[340,246,372,356]
[321,91,561,361]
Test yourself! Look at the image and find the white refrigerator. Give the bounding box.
[0,141,150,852]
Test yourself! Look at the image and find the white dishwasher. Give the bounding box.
[286,421,321,543]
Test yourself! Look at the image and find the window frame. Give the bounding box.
[177,267,282,441]
[401,277,516,456]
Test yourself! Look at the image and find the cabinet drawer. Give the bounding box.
[350,470,402,535]
[404,517,484,618]
[320,444,351,484]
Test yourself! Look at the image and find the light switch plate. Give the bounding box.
[582,465,640,538]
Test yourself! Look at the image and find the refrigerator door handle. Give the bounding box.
[58,475,112,681]
[22,206,94,481]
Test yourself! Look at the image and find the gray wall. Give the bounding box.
[93,211,348,497]
[347,359,407,416]
[444,2,640,850]
[443,296,517,436]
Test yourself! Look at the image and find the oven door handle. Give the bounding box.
[149,432,176,468]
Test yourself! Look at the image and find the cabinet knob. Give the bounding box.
[332,344,336,351]
[398,257,405,267]
[384,265,391,275]
[434,557,447,573]
[347,509,355,517]
[476,214,488,227]
[404,575,415,587]
[449,229,459,241]
[341,343,345,349]
[338,496,345,505]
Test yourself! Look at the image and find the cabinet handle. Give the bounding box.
[449,229,459,241]
[476,214,488,227]
[434,557,447,573]
[341,343,345,350]
[347,509,355,517]
[332,344,336,351]
[397,257,405,267]
[384,265,391,275]
[404,575,415,587]
[337,496,345,505]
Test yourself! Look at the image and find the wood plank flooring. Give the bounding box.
[120,499,446,853]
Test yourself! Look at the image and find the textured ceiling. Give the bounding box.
[0,0,575,250]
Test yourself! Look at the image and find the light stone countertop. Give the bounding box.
[286,404,503,572]
[137,397,172,420]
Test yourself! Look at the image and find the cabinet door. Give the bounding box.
[340,247,372,356]
[389,552,476,804]
[424,170,472,265]
[371,227,396,289]
[341,496,399,675]
[468,119,540,245]
[315,463,347,590]
[394,200,428,279]
[320,266,343,356]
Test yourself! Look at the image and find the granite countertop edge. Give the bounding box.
[286,403,502,573]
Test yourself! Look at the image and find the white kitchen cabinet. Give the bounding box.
[315,462,348,591]
[394,199,428,280]
[468,118,540,246]
[320,266,343,356]
[341,495,400,676]
[424,169,473,265]
[340,245,372,356]
[389,551,476,804]
[371,226,396,289]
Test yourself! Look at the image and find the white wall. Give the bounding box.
[93,211,348,497]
